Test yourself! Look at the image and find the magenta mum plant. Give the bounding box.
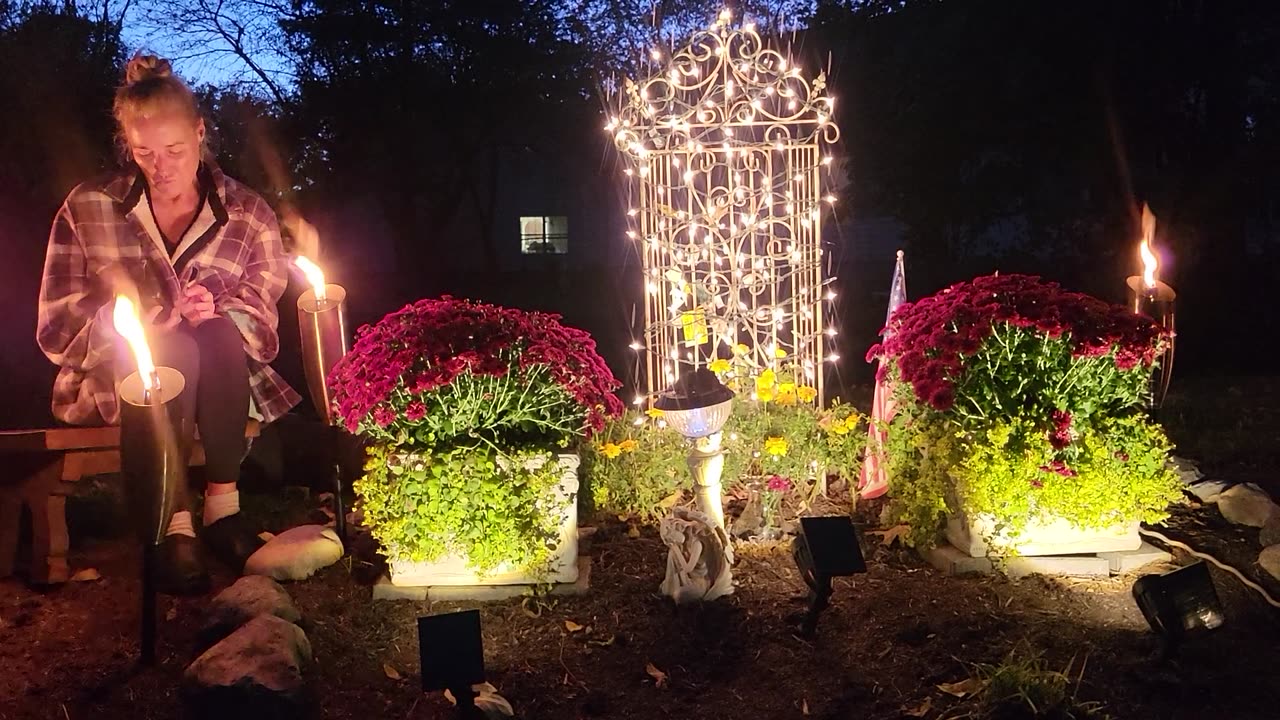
[868,273,1168,425]
[328,297,623,450]
[867,274,1181,549]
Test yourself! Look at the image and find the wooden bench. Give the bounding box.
[0,421,260,584]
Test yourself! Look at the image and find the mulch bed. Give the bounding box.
[3,375,1279,719]
[3,492,1279,720]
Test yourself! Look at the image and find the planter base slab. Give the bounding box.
[923,542,1171,578]
[373,556,591,602]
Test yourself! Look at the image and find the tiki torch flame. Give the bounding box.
[112,295,157,391]
[1140,204,1158,289]
[294,256,327,302]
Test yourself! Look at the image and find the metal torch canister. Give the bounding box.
[298,283,350,423]
[119,367,188,546]
[1127,276,1177,409]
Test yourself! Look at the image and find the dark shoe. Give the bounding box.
[201,512,266,573]
[156,534,211,596]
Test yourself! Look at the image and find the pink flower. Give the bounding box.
[405,401,427,421]
[766,475,792,492]
[373,406,396,428]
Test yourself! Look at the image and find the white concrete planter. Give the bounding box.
[946,511,1142,558]
[387,453,580,587]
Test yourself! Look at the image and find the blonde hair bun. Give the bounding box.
[124,53,174,86]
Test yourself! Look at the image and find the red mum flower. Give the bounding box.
[405,401,427,421]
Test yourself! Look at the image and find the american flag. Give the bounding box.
[859,250,907,500]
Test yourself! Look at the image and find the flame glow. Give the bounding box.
[294,256,327,302]
[1140,204,1158,289]
[112,295,157,390]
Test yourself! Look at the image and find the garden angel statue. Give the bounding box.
[659,507,734,603]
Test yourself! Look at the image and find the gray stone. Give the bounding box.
[1259,545,1280,582]
[183,615,313,720]
[1187,480,1230,504]
[202,576,302,646]
[1098,542,1173,573]
[373,557,592,603]
[1169,456,1203,485]
[244,524,343,581]
[1217,484,1280,528]
[1261,517,1280,547]
[730,496,764,538]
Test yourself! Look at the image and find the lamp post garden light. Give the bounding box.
[654,368,734,530]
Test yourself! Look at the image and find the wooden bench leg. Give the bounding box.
[0,485,21,578]
[23,457,70,584]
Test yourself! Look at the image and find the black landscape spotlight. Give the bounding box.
[419,610,487,719]
[791,515,866,638]
[1132,561,1224,653]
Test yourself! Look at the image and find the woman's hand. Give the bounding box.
[145,305,182,335]
[178,283,218,327]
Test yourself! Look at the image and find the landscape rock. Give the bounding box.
[182,614,312,720]
[1259,545,1280,582]
[1217,484,1280,528]
[244,524,343,581]
[730,496,763,538]
[201,576,302,646]
[1169,456,1203,485]
[1261,516,1280,547]
[1186,480,1230,504]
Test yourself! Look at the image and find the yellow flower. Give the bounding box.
[600,443,622,459]
[763,436,789,456]
[756,369,777,390]
[776,382,798,406]
[830,421,850,436]
[646,408,665,419]
[619,439,638,453]
[797,385,817,403]
[708,358,731,374]
[756,385,775,403]
[733,343,750,355]
[842,413,861,432]
[774,347,788,359]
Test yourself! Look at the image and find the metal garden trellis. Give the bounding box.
[609,10,842,406]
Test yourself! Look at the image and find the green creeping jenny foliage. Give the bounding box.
[355,443,565,571]
[583,399,866,523]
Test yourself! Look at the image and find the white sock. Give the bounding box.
[203,491,241,526]
[165,510,196,538]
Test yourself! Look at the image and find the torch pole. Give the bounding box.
[298,283,351,546]
[120,366,187,666]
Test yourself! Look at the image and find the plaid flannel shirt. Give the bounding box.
[36,162,301,425]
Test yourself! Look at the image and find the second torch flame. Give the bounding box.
[1139,204,1159,290]
[294,256,327,303]
[112,295,158,392]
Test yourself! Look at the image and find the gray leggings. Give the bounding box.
[117,316,250,488]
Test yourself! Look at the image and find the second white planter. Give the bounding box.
[946,512,1142,558]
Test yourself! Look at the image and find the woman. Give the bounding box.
[36,53,300,593]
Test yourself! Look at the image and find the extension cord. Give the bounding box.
[1138,527,1280,609]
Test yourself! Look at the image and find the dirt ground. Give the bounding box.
[2,376,1278,720]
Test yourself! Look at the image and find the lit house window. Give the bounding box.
[520,216,568,254]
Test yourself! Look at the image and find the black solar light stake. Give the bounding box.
[792,516,867,638]
[1132,561,1224,655]
[419,610,487,719]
